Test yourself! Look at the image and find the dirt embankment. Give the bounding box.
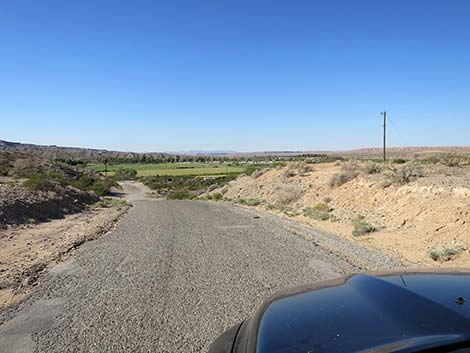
[0,201,129,311]
[0,183,98,226]
[219,162,470,267]
[0,151,118,227]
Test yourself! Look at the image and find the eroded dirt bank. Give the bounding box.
[218,162,470,267]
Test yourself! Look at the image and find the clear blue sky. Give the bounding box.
[1,0,469,152]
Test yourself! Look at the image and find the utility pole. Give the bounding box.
[381,111,386,162]
[103,158,108,178]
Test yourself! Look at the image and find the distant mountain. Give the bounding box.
[165,150,238,156]
[0,140,167,160]
[1,139,469,159]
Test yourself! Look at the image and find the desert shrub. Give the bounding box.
[93,198,128,209]
[428,246,461,262]
[313,202,329,212]
[329,161,360,187]
[329,171,355,187]
[72,175,117,196]
[341,160,360,172]
[245,165,258,176]
[388,164,423,184]
[421,155,441,164]
[377,179,392,188]
[392,158,407,164]
[362,162,382,174]
[272,184,304,207]
[210,192,223,201]
[428,249,440,261]
[234,197,261,206]
[23,171,75,191]
[303,203,330,221]
[114,168,137,180]
[0,164,10,176]
[143,174,237,200]
[304,155,343,164]
[351,215,375,236]
[23,173,54,191]
[88,179,117,196]
[297,162,311,175]
[22,169,116,196]
[284,162,311,178]
[439,153,468,167]
[167,189,193,200]
[275,204,301,217]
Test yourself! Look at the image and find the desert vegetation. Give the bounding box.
[351,215,376,236]
[0,152,120,226]
[428,246,462,262]
[303,203,331,221]
[142,174,238,199]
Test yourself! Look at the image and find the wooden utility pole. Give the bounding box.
[103,158,108,177]
[381,111,386,162]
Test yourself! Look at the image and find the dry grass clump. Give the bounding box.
[387,164,424,185]
[283,162,311,178]
[439,154,470,167]
[329,161,360,187]
[362,162,382,174]
[271,184,304,208]
[421,153,470,167]
[329,159,427,187]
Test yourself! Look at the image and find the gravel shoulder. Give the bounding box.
[0,199,402,353]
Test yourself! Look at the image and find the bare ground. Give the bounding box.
[0,204,129,311]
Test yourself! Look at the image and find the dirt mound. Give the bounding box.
[0,152,114,226]
[0,184,98,226]
[220,162,470,267]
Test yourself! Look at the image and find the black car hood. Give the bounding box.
[252,271,470,353]
[208,270,470,353]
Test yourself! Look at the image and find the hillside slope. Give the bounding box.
[218,161,470,267]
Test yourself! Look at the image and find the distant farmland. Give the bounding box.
[87,162,247,176]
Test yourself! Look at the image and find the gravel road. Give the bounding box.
[0,184,402,353]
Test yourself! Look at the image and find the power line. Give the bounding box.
[387,116,409,147]
[380,111,386,162]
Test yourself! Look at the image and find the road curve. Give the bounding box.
[114,181,153,202]
[0,199,402,353]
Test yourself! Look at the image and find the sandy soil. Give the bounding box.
[0,204,129,311]
[221,162,470,267]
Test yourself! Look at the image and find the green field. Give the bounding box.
[87,163,247,176]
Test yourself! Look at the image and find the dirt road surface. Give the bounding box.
[0,185,402,352]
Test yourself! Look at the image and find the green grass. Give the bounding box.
[87,163,246,176]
